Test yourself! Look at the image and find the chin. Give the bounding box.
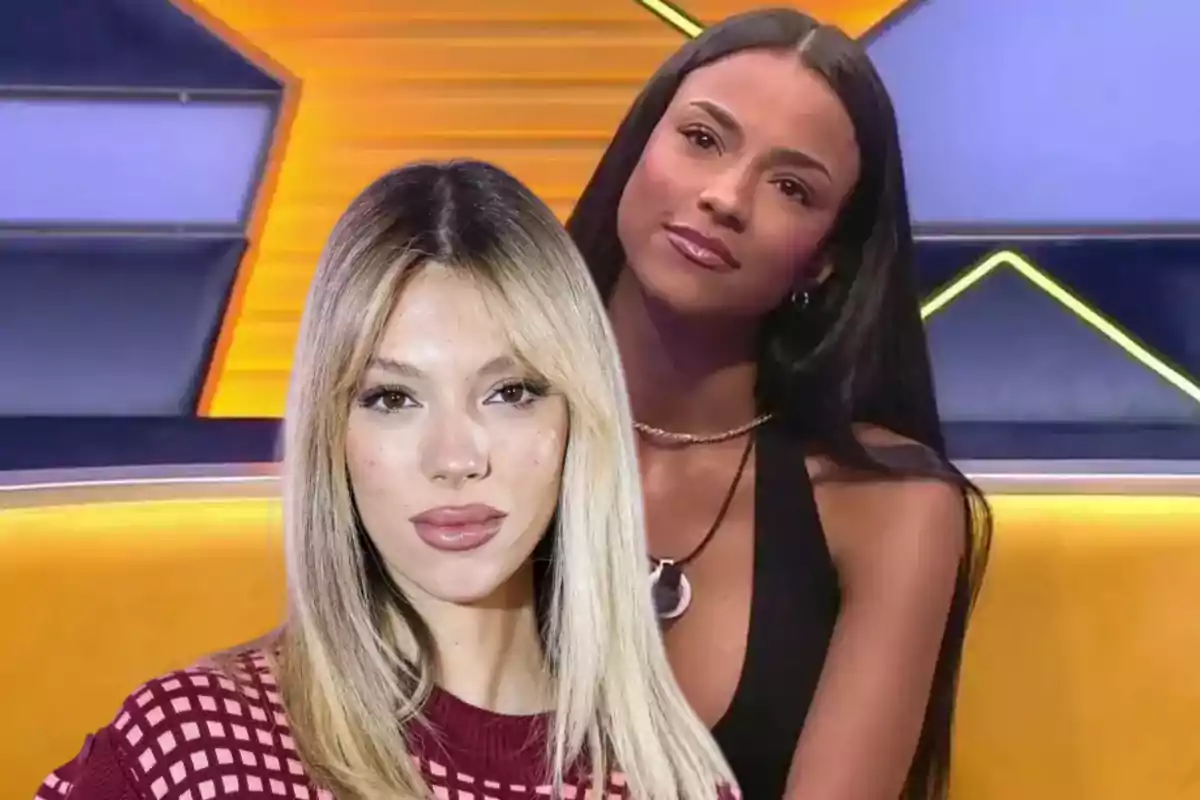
[409,562,530,608]
[633,263,743,318]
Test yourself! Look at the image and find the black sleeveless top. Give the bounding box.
[710,421,841,800]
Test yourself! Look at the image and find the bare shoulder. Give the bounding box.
[809,424,967,582]
[784,427,971,798]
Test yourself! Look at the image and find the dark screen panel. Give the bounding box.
[1026,238,1200,380]
[0,235,244,416]
[923,266,1197,424]
[916,237,1200,459]
[0,0,280,89]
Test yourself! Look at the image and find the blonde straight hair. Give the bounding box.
[272,160,733,800]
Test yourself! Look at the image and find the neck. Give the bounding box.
[406,565,548,715]
[608,268,760,438]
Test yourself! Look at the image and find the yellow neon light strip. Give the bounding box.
[633,0,704,37]
[921,250,1200,405]
[918,250,1010,317]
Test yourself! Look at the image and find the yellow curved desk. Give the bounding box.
[3,468,1199,799]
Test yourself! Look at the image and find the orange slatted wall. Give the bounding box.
[183,0,903,418]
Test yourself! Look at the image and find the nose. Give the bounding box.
[697,164,749,232]
[419,409,489,487]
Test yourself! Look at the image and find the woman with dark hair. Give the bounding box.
[568,8,990,800]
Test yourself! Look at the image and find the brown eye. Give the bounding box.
[773,177,811,204]
[485,380,548,409]
[496,383,527,404]
[358,387,417,413]
[682,128,719,151]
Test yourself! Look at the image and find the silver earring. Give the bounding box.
[789,290,810,310]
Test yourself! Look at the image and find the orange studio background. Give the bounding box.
[3,1,1199,800]
[187,0,905,419]
[5,483,1200,800]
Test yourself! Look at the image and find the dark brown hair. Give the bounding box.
[567,9,991,799]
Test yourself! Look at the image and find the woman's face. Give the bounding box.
[616,48,862,319]
[345,267,568,609]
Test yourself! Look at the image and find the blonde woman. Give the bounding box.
[36,160,735,800]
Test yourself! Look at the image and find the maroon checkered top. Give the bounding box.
[35,650,636,800]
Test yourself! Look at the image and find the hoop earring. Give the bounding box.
[789,289,810,310]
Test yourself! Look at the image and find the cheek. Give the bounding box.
[345,419,412,509]
[618,135,683,241]
[530,426,566,476]
[750,212,834,289]
[633,137,684,208]
[501,418,567,505]
[344,424,374,485]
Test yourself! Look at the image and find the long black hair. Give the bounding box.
[566,8,990,800]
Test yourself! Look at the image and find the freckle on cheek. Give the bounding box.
[547,430,568,466]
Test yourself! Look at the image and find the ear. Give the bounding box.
[794,249,835,293]
[811,256,835,287]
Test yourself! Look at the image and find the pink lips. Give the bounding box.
[409,504,507,553]
[663,224,740,272]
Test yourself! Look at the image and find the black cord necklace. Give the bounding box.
[649,432,755,621]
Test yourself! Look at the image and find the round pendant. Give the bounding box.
[649,559,692,621]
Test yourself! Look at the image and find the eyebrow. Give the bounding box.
[689,99,832,179]
[366,354,523,380]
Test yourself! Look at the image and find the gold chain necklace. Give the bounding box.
[633,412,773,445]
[636,413,771,621]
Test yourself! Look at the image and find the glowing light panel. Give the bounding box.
[0,96,274,228]
[922,250,1200,406]
[866,0,1200,228]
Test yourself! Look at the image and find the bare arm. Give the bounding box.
[784,470,966,800]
